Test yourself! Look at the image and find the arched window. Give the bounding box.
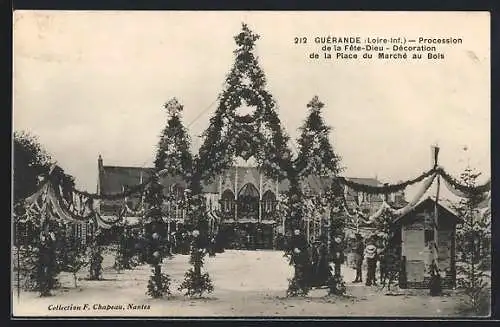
[170,183,184,202]
[163,183,185,219]
[221,189,235,214]
[262,190,276,214]
[238,183,260,217]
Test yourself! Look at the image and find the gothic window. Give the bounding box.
[358,192,367,203]
[164,183,184,219]
[262,190,276,214]
[355,192,361,204]
[221,189,235,214]
[238,183,260,217]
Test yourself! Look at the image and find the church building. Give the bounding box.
[95,155,401,250]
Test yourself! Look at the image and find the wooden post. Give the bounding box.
[319,214,322,236]
[282,207,286,237]
[327,208,331,258]
[234,168,238,221]
[429,144,442,298]
[259,173,263,223]
[434,179,441,273]
[306,208,310,243]
[167,220,171,242]
[432,145,440,275]
[16,219,21,302]
[356,215,359,234]
[219,175,223,203]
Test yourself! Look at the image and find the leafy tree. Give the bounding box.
[454,167,490,316]
[88,234,104,281]
[114,225,134,271]
[13,135,79,295]
[58,229,89,288]
[178,174,214,298]
[13,131,53,205]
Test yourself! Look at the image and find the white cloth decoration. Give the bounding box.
[386,172,437,216]
[344,172,437,225]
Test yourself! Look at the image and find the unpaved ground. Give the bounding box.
[12,250,477,317]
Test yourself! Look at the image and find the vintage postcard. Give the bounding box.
[12,11,491,318]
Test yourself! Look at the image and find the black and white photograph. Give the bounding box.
[12,11,491,318]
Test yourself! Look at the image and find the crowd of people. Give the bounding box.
[351,233,398,287]
[98,224,396,288]
[113,225,224,267]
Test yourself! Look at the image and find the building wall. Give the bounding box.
[401,210,456,289]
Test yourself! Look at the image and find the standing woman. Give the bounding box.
[316,240,331,286]
[352,233,364,283]
[38,229,57,296]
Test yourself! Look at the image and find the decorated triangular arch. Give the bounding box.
[197,23,292,183]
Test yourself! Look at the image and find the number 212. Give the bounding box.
[294,37,307,44]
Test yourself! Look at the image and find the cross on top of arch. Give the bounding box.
[164,98,183,117]
[234,23,260,51]
[307,95,325,112]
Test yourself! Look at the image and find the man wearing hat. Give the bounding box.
[364,239,378,286]
[352,233,364,283]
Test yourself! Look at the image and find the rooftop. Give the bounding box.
[98,158,386,197]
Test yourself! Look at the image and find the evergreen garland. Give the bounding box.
[284,173,313,296]
[179,173,214,297]
[178,229,214,297]
[295,96,342,178]
[328,200,347,295]
[338,169,435,194]
[294,96,345,295]
[371,210,400,292]
[147,98,196,297]
[147,266,172,298]
[323,181,347,295]
[88,232,103,281]
[143,173,171,298]
[327,274,346,296]
[438,167,491,197]
[154,98,193,176]
[197,23,292,182]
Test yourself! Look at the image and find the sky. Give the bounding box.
[13,11,490,202]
